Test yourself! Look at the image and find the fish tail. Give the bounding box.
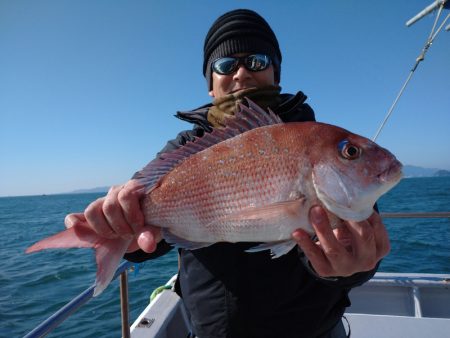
[25,226,131,297]
[92,236,132,296]
[25,226,99,253]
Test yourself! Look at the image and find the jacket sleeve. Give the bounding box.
[299,250,380,288]
[124,127,205,263]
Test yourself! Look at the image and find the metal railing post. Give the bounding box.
[120,269,131,338]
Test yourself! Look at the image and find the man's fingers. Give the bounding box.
[64,213,87,228]
[370,213,391,258]
[295,207,390,278]
[103,185,134,238]
[67,180,150,245]
[364,212,390,259]
[137,227,162,253]
[117,179,146,232]
[85,197,116,238]
[344,212,390,271]
[293,229,331,276]
[333,225,353,252]
[310,207,348,264]
[346,219,377,271]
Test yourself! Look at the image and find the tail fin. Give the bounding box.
[26,226,132,297]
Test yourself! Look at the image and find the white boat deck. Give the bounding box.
[345,273,450,337]
[345,314,450,338]
[130,272,450,338]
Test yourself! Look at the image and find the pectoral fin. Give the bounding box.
[162,228,213,250]
[246,240,298,258]
[220,197,307,222]
[205,197,313,243]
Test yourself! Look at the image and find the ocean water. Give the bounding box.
[1,177,449,337]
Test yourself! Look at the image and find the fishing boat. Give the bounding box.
[22,245,450,338]
[23,254,450,338]
[23,2,450,337]
[129,272,450,338]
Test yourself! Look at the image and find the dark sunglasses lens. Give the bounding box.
[212,58,238,75]
[245,54,271,71]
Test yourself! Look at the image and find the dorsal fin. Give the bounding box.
[136,98,283,190]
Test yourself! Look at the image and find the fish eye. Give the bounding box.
[338,140,361,160]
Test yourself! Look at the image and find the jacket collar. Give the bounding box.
[175,91,308,131]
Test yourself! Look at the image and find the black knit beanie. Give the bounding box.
[203,9,282,90]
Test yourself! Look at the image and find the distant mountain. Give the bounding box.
[434,169,450,177]
[70,186,109,194]
[403,165,445,178]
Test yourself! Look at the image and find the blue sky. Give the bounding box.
[1,1,449,197]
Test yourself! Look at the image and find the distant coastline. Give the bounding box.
[402,165,450,178]
[69,186,110,194]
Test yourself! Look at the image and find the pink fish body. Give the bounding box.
[26,100,403,296]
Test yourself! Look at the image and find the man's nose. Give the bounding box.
[232,64,251,81]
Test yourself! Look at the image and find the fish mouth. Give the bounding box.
[377,160,403,183]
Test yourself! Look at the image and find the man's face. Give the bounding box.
[209,53,278,98]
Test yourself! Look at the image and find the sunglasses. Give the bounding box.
[211,54,272,75]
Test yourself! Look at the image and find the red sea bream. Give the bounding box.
[26,100,403,296]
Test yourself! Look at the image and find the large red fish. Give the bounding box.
[26,100,403,296]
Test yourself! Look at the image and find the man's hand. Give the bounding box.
[64,179,162,253]
[293,206,390,277]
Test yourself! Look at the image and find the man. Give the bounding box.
[66,9,390,338]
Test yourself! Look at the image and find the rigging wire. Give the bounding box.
[372,2,449,142]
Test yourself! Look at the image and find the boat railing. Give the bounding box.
[23,211,450,338]
[23,260,134,338]
[380,212,450,218]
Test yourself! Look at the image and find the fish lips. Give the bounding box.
[377,159,403,184]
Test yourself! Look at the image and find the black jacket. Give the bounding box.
[125,92,378,338]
